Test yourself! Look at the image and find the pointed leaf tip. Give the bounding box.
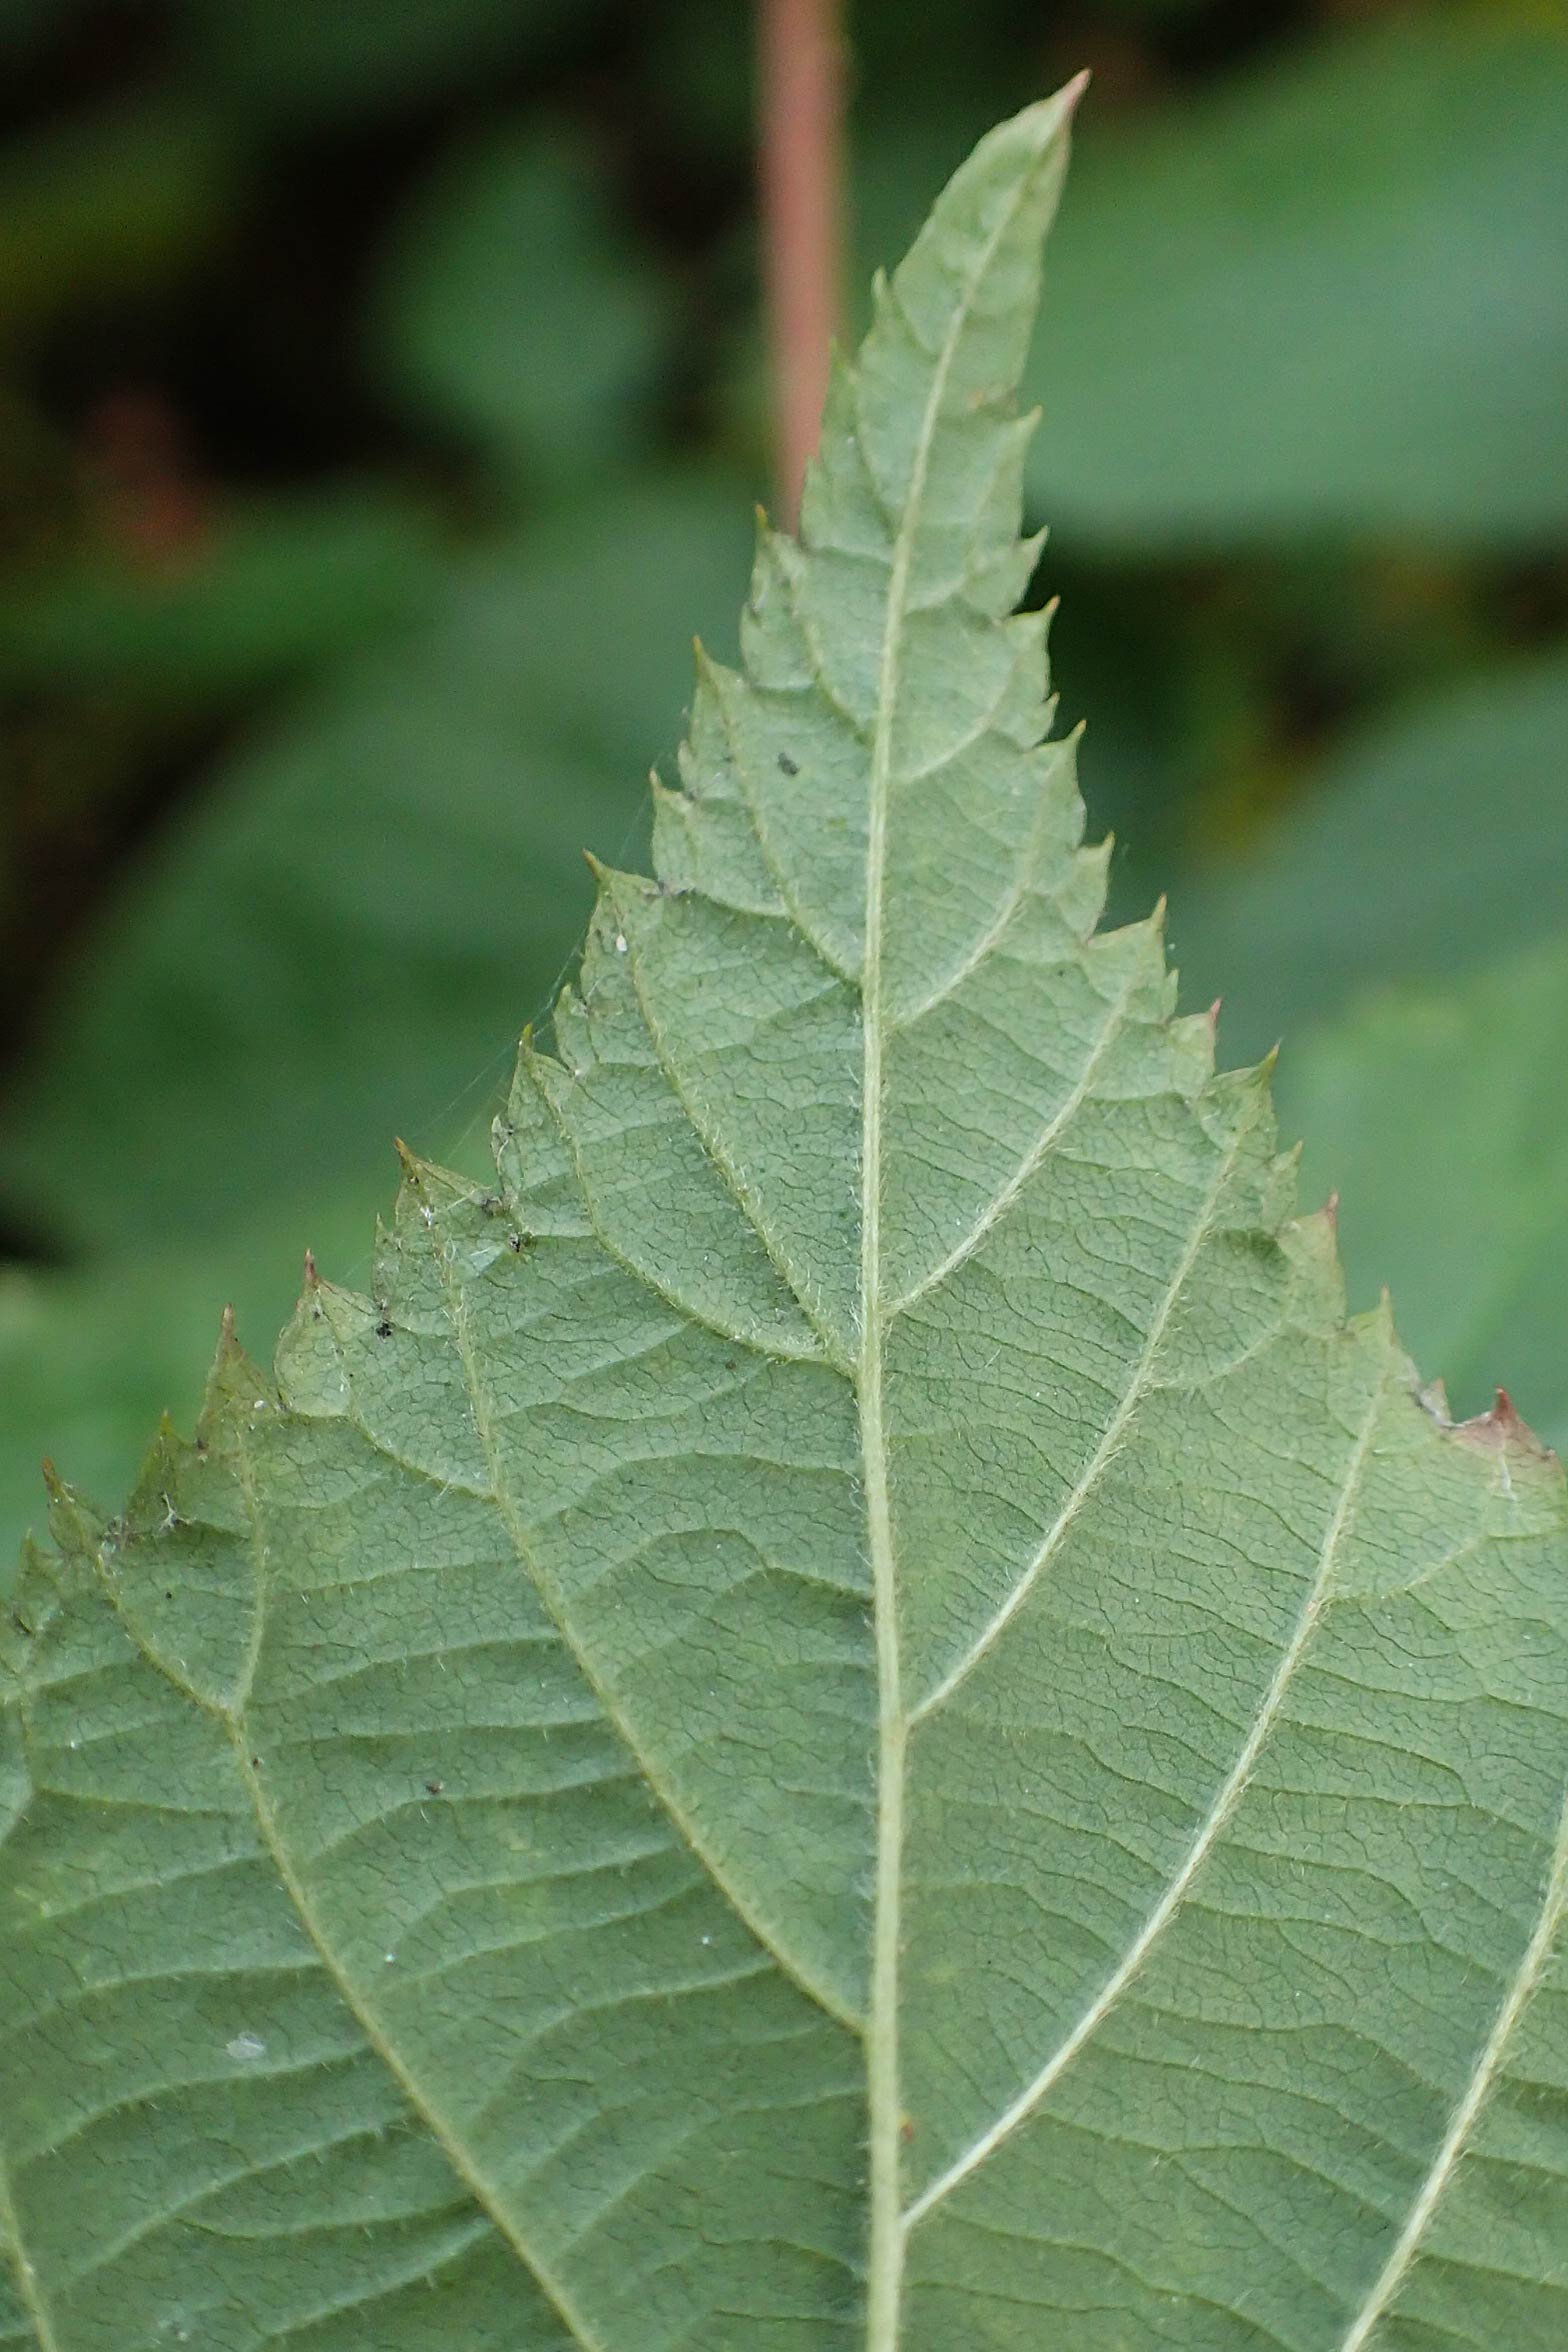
[1010,70,1091,149]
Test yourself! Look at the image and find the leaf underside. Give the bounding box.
[4,89,1568,2352]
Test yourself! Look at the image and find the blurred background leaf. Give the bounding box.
[1022,19,1568,547]
[1,0,1565,1574]
[1173,654,1568,1059]
[0,99,234,337]
[371,122,674,494]
[180,0,603,126]
[0,476,752,1260]
[1284,933,1568,1452]
[0,483,446,700]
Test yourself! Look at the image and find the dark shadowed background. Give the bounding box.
[2,0,1566,1572]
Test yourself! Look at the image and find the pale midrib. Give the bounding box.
[1337,1770,1568,2352]
[861,178,1050,2352]
[903,1365,1388,2232]
[0,2145,61,2352]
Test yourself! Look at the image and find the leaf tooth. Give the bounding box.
[1081,898,1175,1025]
[273,1272,357,1423]
[198,1305,273,1432]
[1061,826,1112,943]
[801,343,898,558]
[1279,1195,1350,1331]
[391,1140,485,1220]
[1451,1387,1560,1466]
[648,773,699,890]
[122,1416,188,1528]
[41,1462,105,1562]
[1247,1134,1304,1243]
[1166,1007,1219,1094]
[962,420,1048,616]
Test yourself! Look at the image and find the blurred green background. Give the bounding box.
[2,0,1566,1573]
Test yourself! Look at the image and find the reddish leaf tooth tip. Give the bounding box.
[1452,1386,1555,1460]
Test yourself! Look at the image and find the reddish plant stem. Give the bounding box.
[758,0,846,527]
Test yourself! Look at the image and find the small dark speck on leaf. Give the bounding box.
[724,1358,737,1372]
[778,752,799,776]
[374,1318,393,1339]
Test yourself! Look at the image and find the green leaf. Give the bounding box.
[0,474,755,1260]
[6,92,1568,2350]
[0,486,445,705]
[1171,653,1568,1061]
[0,100,234,341]
[181,0,599,127]
[1285,932,1568,1454]
[0,478,752,1590]
[372,123,671,493]
[0,1191,379,1594]
[1015,19,1568,544]
[846,24,1568,548]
